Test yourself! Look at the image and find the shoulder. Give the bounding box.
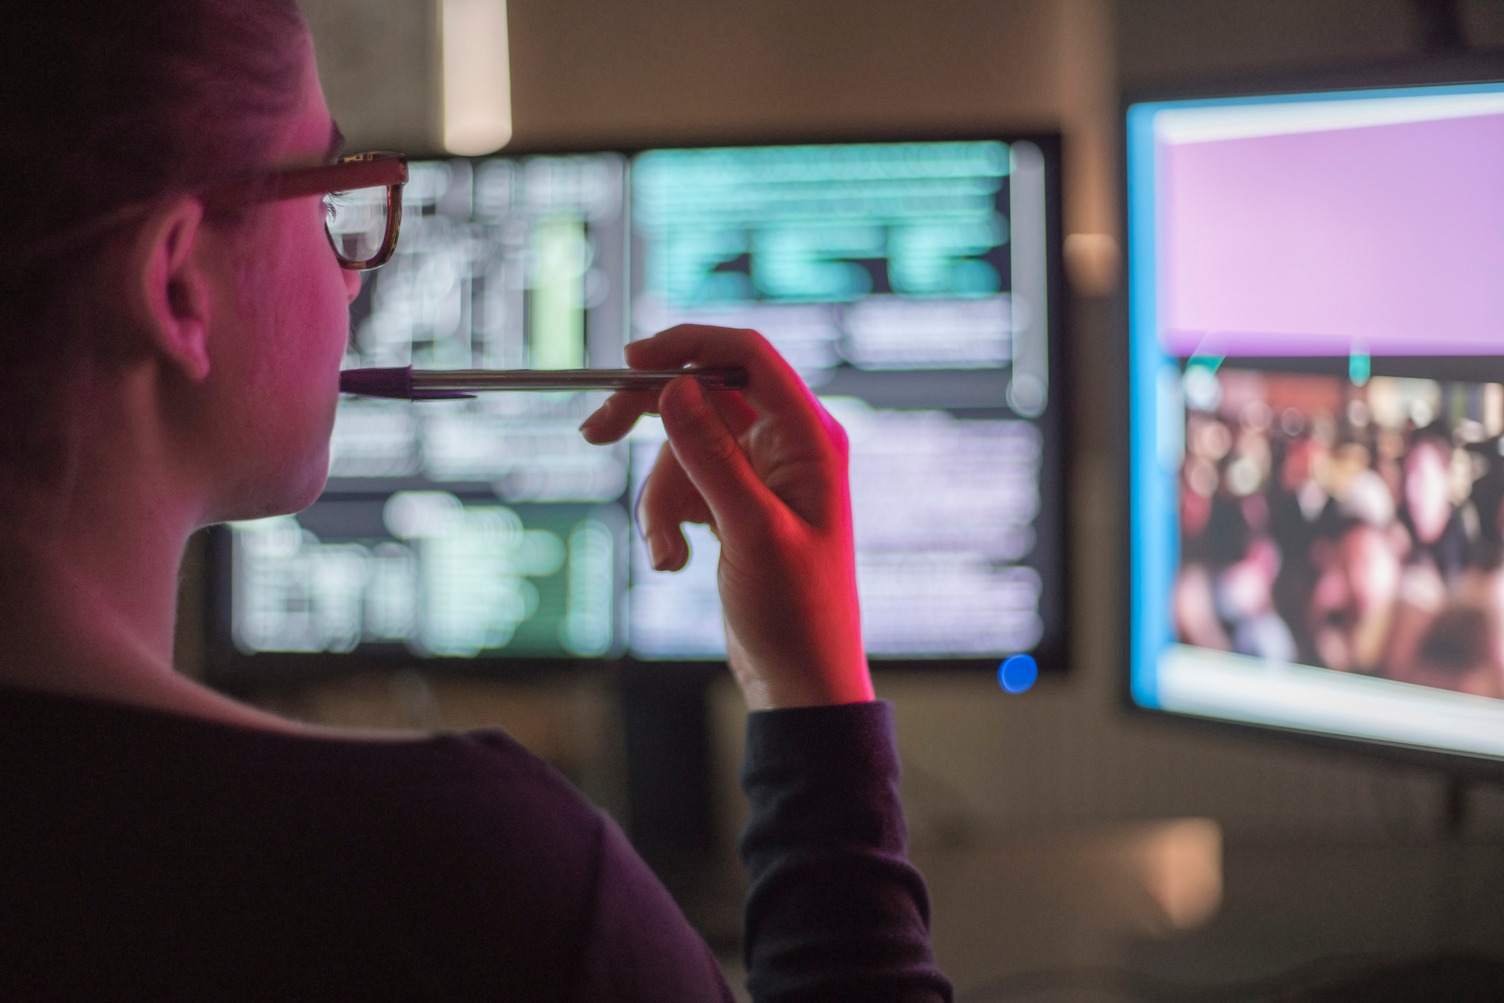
[331,730,729,1000]
[0,692,629,997]
[252,729,655,997]
[292,727,612,891]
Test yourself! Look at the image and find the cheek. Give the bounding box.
[274,207,350,365]
[240,206,350,413]
[235,206,349,462]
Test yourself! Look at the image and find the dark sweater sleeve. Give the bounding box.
[739,701,953,1003]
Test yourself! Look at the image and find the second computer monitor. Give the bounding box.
[1126,77,1504,766]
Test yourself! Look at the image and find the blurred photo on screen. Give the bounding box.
[1173,368,1504,701]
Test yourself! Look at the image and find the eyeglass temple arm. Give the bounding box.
[273,156,409,200]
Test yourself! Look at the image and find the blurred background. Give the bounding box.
[176,1,1504,997]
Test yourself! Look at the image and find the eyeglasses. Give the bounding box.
[204,151,409,271]
[10,151,410,274]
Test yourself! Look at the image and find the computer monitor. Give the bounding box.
[207,135,1066,680]
[1125,68,1504,769]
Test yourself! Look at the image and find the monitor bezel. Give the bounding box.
[201,129,1071,686]
[1117,53,1504,779]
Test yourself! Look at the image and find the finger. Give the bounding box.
[578,389,657,444]
[659,375,779,532]
[636,440,713,572]
[625,325,828,441]
[581,383,759,446]
[713,389,759,438]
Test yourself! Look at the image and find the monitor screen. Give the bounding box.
[1126,80,1504,762]
[212,137,1064,675]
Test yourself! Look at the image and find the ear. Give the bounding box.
[126,196,213,382]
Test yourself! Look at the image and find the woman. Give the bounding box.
[0,3,950,1000]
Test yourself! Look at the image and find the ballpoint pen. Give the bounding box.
[338,365,748,400]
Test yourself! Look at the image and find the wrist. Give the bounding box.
[732,654,875,711]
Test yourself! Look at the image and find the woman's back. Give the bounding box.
[0,684,726,1000]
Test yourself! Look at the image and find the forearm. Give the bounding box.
[739,701,952,1003]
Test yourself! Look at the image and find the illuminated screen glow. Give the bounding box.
[1126,80,1504,761]
[223,140,1063,666]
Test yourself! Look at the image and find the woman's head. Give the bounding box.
[0,2,359,523]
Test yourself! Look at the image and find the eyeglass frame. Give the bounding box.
[202,150,409,271]
[9,150,409,274]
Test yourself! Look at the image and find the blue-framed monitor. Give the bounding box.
[205,135,1066,681]
[1125,62,1504,769]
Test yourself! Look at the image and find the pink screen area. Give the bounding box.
[1158,111,1504,357]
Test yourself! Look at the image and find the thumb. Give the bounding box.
[659,375,775,531]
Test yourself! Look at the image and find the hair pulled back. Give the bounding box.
[2,1,308,258]
[0,1,307,473]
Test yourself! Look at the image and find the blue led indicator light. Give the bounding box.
[998,654,1038,693]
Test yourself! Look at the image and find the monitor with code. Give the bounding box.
[211,137,1065,675]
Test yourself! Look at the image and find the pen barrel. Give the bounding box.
[410,368,746,392]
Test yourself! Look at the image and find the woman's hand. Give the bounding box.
[579,325,873,710]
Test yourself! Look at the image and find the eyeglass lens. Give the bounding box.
[324,187,391,266]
